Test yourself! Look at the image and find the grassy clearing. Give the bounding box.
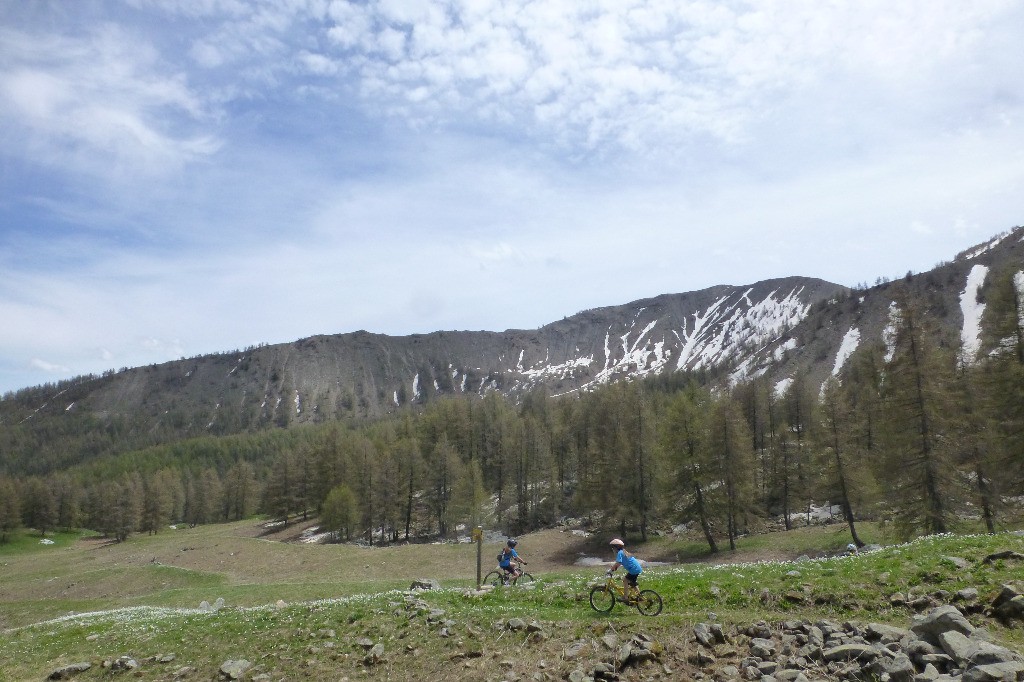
[2,522,1024,680]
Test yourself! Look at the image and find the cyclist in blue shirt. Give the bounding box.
[498,538,528,585]
[607,538,642,603]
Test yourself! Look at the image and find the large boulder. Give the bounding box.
[911,605,974,645]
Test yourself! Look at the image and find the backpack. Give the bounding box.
[497,551,505,562]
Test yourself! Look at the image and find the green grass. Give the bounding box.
[3,524,1024,681]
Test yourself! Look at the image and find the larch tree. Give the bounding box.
[660,385,718,553]
[321,484,359,541]
[880,291,964,537]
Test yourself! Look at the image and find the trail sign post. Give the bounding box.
[473,526,483,588]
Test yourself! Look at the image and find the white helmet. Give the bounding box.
[610,538,625,547]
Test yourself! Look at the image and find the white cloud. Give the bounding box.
[30,358,71,374]
[0,25,220,178]
[1,0,1023,393]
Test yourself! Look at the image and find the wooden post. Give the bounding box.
[473,526,483,588]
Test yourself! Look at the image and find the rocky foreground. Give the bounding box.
[42,579,1024,682]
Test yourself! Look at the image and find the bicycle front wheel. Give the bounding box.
[635,589,663,616]
[517,572,535,584]
[589,585,615,613]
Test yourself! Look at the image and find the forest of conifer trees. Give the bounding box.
[1,275,1022,550]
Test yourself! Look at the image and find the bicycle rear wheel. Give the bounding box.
[589,585,615,613]
[635,589,663,616]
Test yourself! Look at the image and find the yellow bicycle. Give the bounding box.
[589,573,663,616]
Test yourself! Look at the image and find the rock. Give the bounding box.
[601,634,619,649]
[356,637,375,649]
[567,669,590,682]
[111,656,140,672]
[364,643,385,665]
[942,556,972,570]
[750,638,776,658]
[219,659,252,680]
[982,551,1024,564]
[870,652,916,682]
[866,622,912,643]
[911,606,974,644]
[717,665,740,680]
[823,643,879,662]
[955,588,979,602]
[47,662,92,680]
[938,630,976,664]
[694,623,715,647]
[963,661,1024,682]
[563,641,589,660]
[410,578,440,591]
[508,618,527,631]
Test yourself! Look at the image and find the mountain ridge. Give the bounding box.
[2,225,1022,471]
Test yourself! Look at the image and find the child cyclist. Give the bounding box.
[607,538,642,603]
[498,538,528,585]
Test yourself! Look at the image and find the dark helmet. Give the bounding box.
[506,538,517,548]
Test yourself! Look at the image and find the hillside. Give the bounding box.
[0,225,1022,477]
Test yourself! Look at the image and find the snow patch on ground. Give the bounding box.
[774,377,793,397]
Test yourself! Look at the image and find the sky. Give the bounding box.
[1,0,1023,395]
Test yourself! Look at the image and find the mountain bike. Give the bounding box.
[483,567,535,587]
[589,573,663,616]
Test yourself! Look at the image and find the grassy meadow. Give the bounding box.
[3,519,1024,680]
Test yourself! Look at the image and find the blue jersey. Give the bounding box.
[617,549,643,575]
[499,548,519,568]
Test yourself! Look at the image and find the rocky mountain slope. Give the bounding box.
[2,225,1021,449]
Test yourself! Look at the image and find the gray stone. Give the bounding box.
[823,643,879,662]
[956,588,980,602]
[911,606,974,644]
[563,641,588,660]
[774,671,806,682]
[219,660,253,680]
[507,618,527,631]
[410,578,440,591]
[719,665,740,680]
[870,652,915,682]
[962,661,1024,682]
[867,622,912,643]
[112,656,140,672]
[47,663,92,680]
[938,630,976,664]
[695,623,716,647]
[942,556,972,570]
[751,638,777,658]
[915,663,941,682]
[364,643,385,665]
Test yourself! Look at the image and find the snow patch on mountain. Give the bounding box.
[832,327,860,376]
[959,264,989,364]
[963,233,1008,259]
[883,302,899,362]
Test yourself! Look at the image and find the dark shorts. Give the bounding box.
[501,564,515,573]
[625,573,640,586]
